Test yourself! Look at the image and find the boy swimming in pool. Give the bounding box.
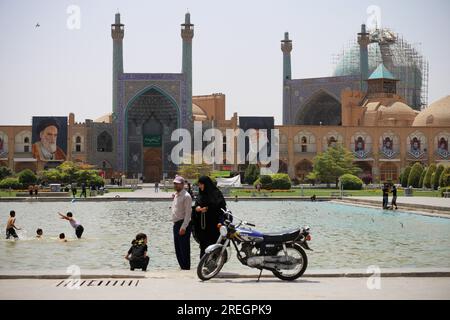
[58,212,84,239]
[59,233,67,242]
[36,228,43,239]
[6,210,21,240]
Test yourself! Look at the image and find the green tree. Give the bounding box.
[431,172,436,190]
[306,171,318,185]
[177,162,212,181]
[18,169,37,187]
[439,167,450,188]
[0,166,13,180]
[39,169,62,184]
[423,164,436,188]
[407,163,423,188]
[57,161,79,183]
[432,165,445,190]
[310,145,361,187]
[418,166,427,188]
[244,164,259,185]
[76,170,103,186]
[401,166,412,187]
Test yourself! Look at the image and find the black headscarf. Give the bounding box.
[196,176,226,211]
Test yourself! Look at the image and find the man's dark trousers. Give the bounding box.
[173,220,191,270]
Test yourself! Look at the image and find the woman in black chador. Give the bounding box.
[192,176,227,258]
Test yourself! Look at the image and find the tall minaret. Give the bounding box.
[281,32,292,125]
[181,12,194,128]
[111,12,124,119]
[358,24,370,92]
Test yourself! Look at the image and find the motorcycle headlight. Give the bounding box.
[219,225,228,237]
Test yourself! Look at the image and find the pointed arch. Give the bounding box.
[295,89,341,125]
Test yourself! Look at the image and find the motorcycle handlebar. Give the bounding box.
[221,209,256,228]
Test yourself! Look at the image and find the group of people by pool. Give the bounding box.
[4,175,226,273]
[123,175,227,272]
[5,210,84,242]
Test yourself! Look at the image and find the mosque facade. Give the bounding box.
[0,14,449,184]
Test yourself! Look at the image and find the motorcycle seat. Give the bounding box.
[263,228,301,243]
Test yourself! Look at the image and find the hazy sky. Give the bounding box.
[1,0,449,125]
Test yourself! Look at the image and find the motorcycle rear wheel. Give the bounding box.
[272,244,308,281]
[197,248,227,281]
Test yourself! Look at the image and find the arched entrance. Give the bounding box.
[295,90,342,125]
[295,159,313,182]
[125,87,179,182]
[380,162,398,183]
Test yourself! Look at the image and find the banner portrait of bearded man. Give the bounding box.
[32,118,66,161]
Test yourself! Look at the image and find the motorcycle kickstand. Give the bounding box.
[256,269,263,282]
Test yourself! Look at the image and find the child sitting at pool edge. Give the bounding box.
[125,233,149,271]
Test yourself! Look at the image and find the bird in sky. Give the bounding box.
[35,23,40,28]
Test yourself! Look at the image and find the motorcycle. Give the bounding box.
[197,209,312,281]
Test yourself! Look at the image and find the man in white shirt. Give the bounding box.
[172,175,192,270]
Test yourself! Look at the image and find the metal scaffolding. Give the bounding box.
[332,28,429,110]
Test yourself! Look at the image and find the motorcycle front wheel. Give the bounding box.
[197,247,227,281]
[272,244,308,281]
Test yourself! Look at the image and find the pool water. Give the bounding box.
[0,201,449,271]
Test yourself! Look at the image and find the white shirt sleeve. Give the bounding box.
[181,193,192,230]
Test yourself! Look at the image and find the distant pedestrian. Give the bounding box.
[80,183,87,198]
[28,185,33,197]
[33,185,39,197]
[310,194,316,202]
[154,182,159,193]
[71,184,77,198]
[382,184,389,209]
[391,185,398,210]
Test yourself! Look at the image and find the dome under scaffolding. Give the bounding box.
[333,28,429,111]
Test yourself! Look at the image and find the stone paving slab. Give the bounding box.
[0,276,449,300]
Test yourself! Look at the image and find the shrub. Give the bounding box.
[439,167,450,188]
[254,175,273,189]
[270,173,291,190]
[0,177,23,190]
[76,169,105,187]
[432,165,445,190]
[339,174,363,190]
[18,169,37,187]
[0,166,13,180]
[418,166,427,188]
[401,166,411,187]
[423,164,436,188]
[407,163,423,188]
[244,164,259,185]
